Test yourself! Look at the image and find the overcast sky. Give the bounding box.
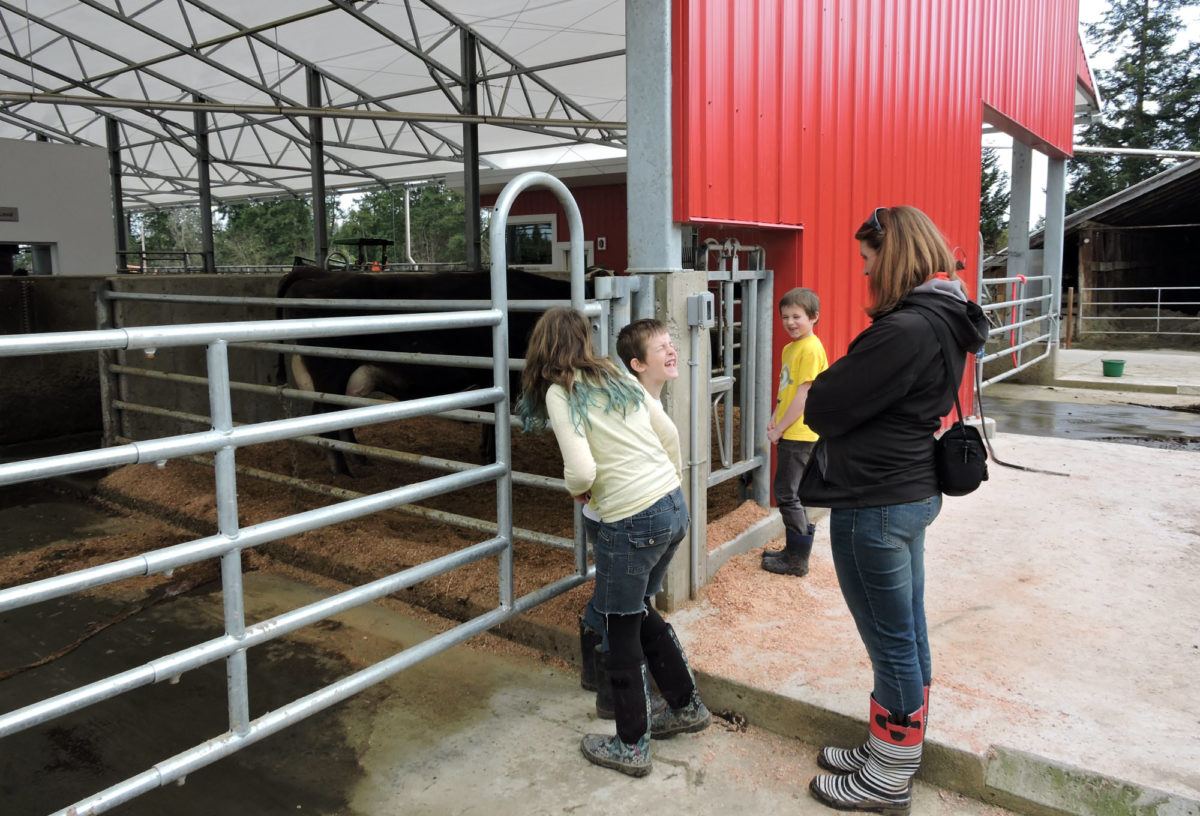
[992,0,1200,225]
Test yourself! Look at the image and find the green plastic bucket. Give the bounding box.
[1101,359,1126,377]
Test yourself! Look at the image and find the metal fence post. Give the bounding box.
[1015,277,1027,367]
[95,279,121,448]
[751,271,773,507]
[741,275,756,498]
[487,171,585,608]
[206,340,250,735]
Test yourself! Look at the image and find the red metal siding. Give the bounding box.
[675,0,993,361]
[981,0,1078,156]
[481,183,628,272]
[673,0,1078,417]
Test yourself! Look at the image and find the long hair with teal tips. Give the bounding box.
[516,306,644,432]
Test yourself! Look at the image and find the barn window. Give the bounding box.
[505,214,556,268]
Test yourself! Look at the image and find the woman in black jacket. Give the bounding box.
[802,206,988,815]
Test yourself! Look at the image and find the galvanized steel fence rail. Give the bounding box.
[1076,286,1200,337]
[976,273,1055,389]
[94,281,610,555]
[0,171,595,816]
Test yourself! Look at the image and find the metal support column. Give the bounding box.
[461,29,482,272]
[1045,157,1067,346]
[307,67,328,265]
[626,0,694,609]
[626,0,682,273]
[194,97,216,274]
[1024,155,1068,385]
[105,117,126,274]
[1008,141,1033,357]
[206,340,250,735]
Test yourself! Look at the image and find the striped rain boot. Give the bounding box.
[809,697,925,815]
[818,686,929,774]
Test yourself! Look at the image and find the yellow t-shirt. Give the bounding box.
[774,333,828,442]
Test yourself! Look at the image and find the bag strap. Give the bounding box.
[909,305,968,427]
[910,301,1070,478]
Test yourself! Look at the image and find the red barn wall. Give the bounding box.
[481,183,628,272]
[672,0,1080,408]
[981,0,1080,156]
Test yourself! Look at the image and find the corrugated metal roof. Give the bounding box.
[1032,159,1200,246]
[0,1,627,208]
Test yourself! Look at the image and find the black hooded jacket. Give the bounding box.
[798,279,990,508]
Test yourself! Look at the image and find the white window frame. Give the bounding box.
[504,213,558,270]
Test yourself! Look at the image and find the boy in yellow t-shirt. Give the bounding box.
[762,287,828,577]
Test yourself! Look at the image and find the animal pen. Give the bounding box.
[0,172,775,814]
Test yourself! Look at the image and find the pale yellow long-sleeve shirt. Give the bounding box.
[546,379,682,523]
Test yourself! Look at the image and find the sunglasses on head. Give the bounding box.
[867,206,887,233]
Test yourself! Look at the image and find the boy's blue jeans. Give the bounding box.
[829,495,941,716]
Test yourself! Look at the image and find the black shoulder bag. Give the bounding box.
[912,307,989,496]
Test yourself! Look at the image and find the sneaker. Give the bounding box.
[651,690,712,739]
[580,732,652,777]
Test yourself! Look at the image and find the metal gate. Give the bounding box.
[0,171,601,816]
[976,267,1055,389]
[687,238,774,595]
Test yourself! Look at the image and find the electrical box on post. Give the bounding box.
[687,292,715,328]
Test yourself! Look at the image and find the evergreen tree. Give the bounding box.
[216,198,313,265]
[979,147,1010,255]
[336,183,467,264]
[1069,0,1200,211]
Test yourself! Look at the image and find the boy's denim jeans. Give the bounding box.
[829,495,942,716]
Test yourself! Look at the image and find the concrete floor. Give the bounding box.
[982,391,1200,448]
[672,432,1200,810]
[1,568,1014,816]
[1053,348,1200,394]
[5,366,1199,815]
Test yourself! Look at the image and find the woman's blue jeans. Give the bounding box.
[829,495,941,716]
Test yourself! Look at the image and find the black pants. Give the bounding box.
[774,439,815,535]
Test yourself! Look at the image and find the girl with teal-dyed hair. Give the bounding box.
[518,307,710,778]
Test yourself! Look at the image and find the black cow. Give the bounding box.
[275,265,594,474]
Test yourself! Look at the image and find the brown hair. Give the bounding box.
[516,307,640,430]
[779,287,820,317]
[616,318,668,372]
[855,206,958,319]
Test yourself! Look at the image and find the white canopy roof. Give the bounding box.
[0,1,628,208]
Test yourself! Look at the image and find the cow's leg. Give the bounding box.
[480,420,495,463]
[289,354,315,393]
[286,353,352,475]
[340,364,404,471]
